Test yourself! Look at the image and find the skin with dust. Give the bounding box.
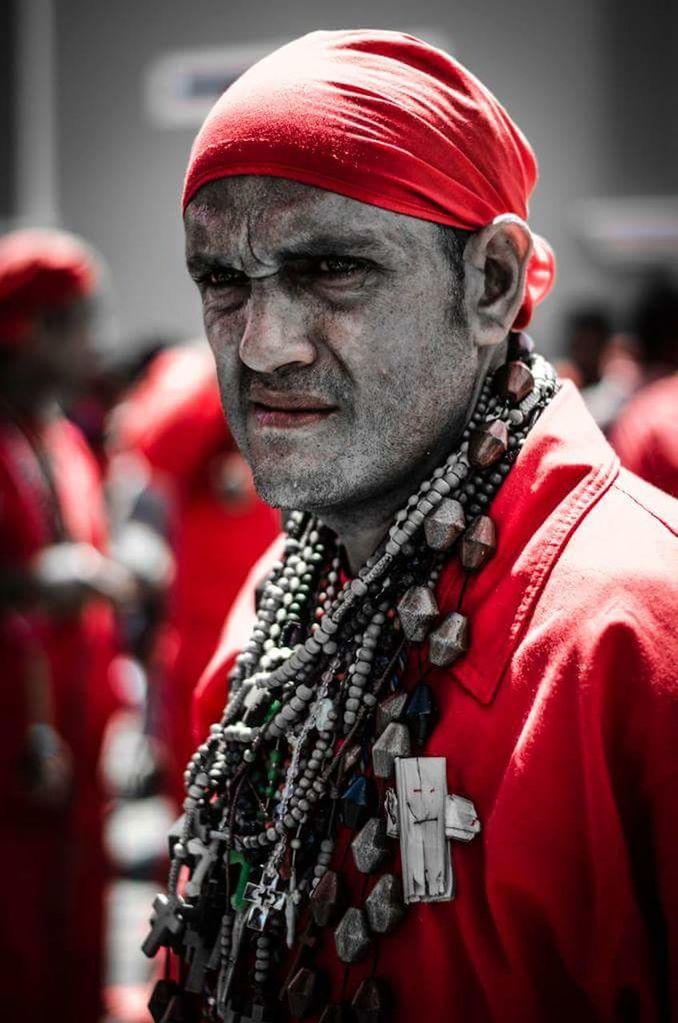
[184,177,481,564]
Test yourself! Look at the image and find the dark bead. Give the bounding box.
[459,515,497,571]
[310,869,345,927]
[404,684,437,746]
[351,977,389,1023]
[468,419,509,469]
[319,1004,350,1023]
[287,967,321,1018]
[351,816,389,873]
[507,330,534,360]
[493,360,535,404]
[340,775,377,830]
[148,980,180,1023]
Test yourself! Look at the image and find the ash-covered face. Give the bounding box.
[184,177,478,518]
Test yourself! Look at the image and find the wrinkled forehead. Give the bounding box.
[184,175,442,267]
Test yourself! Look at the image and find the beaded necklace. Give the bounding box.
[143,336,559,1023]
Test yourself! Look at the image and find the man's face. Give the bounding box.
[185,177,478,517]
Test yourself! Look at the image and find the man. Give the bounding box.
[144,31,678,1023]
[0,228,130,1022]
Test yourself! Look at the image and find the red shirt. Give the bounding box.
[194,382,678,1022]
[611,373,678,499]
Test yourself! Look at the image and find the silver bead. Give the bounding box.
[334,907,371,963]
[428,611,470,667]
[397,586,439,642]
[365,873,405,935]
[372,721,411,779]
[350,816,388,874]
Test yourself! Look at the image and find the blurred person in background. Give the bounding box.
[0,228,133,1023]
[556,306,642,433]
[107,339,280,804]
[611,277,678,496]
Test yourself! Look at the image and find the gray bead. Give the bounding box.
[334,907,372,963]
[372,722,411,779]
[428,611,470,667]
[424,498,466,551]
[365,874,405,935]
[397,586,439,642]
[350,816,388,874]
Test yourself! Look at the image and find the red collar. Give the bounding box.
[430,382,619,704]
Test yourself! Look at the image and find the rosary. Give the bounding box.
[143,335,559,1022]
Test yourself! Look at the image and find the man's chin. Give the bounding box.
[250,462,346,513]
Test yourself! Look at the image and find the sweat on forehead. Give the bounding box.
[182,29,555,329]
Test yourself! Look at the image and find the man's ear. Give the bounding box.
[463,215,533,348]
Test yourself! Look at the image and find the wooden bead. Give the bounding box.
[424,497,466,551]
[364,873,405,935]
[428,612,469,667]
[507,330,534,360]
[493,360,535,404]
[372,722,411,779]
[467,419,509,469]
[459,515,497,571]
[375,691,408,735]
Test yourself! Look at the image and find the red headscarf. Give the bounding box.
[0,228,98,348]
[183,29,555,329]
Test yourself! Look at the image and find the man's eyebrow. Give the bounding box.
[277,232,392,259]
[186,253,239,274]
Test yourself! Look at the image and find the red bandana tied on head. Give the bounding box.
[183,29,555,329]
[0,228,98,348]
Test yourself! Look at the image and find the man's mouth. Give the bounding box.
[248,386,339,429]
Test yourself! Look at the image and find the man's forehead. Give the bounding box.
[184,175,436,260]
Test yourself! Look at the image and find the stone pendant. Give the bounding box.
[340,775,377,831]
[493,359,534,403]
[397,585,439,642]
[428,612,469,667]
[351,816,389,874]
[372,721,411,779]
[334,906,372,963]
[375,691,408,735]
[364,873,405,934]
[404,684,437,746]
[310,869,344,927]
[351,978,388,1023]
[287,967,320,1018]
[424,497,466,551]
[459,515,496,571]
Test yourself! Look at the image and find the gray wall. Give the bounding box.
[52,0,678,354]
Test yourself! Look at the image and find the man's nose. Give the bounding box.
[239,281,317,374]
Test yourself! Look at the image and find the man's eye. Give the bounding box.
[316,257,366,277]
[198,269,247,289]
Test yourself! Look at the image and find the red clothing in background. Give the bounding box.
[195,382,678,1022]
[611,372,678,498]
[113,343,280,797]
[0,414,120,1023]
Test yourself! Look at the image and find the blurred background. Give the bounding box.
[0,2,677,1022]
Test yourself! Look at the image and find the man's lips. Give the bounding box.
[248,387,338,428]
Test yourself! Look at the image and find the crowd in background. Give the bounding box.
[0,227,676,1023]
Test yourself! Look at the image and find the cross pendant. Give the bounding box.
[393,756,481,904]
[141,893,185,958]
[243,870,285,931]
